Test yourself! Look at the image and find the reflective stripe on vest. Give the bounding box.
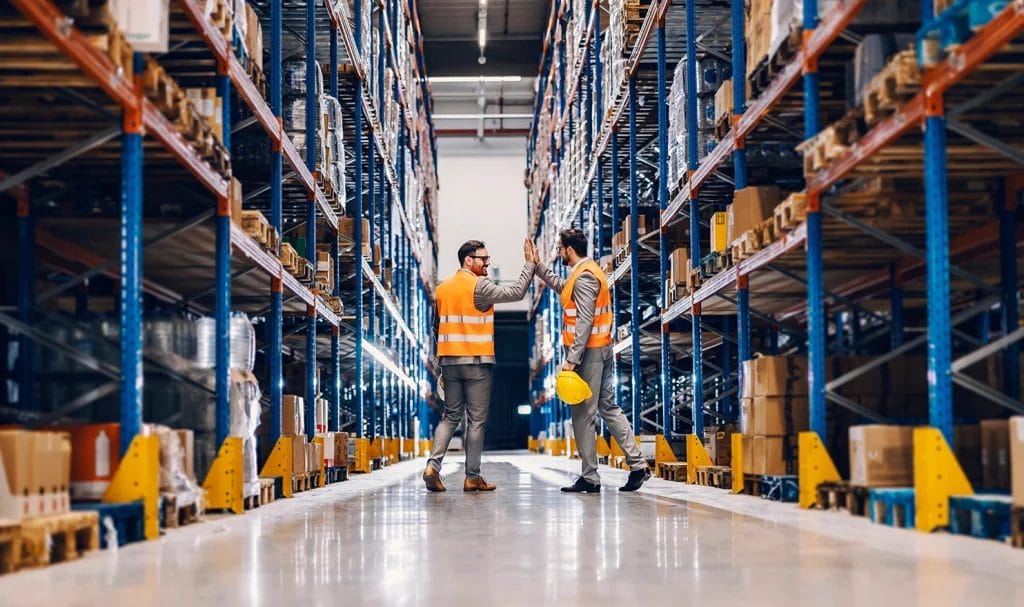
[560,259,613,349]
[436,271,495,357]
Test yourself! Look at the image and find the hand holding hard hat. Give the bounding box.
[555,370,592,405]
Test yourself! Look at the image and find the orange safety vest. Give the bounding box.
[435,270,495,357]
[561,259,613,348]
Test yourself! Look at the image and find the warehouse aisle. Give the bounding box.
[1,454,1022,607]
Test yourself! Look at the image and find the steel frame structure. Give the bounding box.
[4,0,438,469]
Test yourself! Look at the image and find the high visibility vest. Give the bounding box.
[436,270,495,357]
[561,259,613,348]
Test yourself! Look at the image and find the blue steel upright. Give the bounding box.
[924,94,953,442]
[657,21,672,436]
[16,186,33,412]
[1000,186,1020,399]
[119,54,146,454]
[367,121,378,440]
[733,0,751,407]
[354,0,366,437]
[304,0,318,440]
[215,64,233,448]
[610,129,622,412]
[267,0,284,444]
[686,0,703,439]
[628,75,641,430]
[804,0,827,439]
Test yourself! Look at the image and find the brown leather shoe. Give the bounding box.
[463,477,496,492]
[423,467,446,492]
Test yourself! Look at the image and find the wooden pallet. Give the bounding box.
[868,487,916,529]
[207,0,233,39]
[161,492,201,529]
[658,461,687,482]
[260,478,277,505]
[948,495,1013,541]
[1011,506,1024,548]
[695,465,732,488]
[279,242,300,274]
[0,521,17,574]
[292,472,312,494]
[730,228,763,261]
[294,258,315,285]
[756,218,778,249]
[240,210,278,251]
[88,26,134,80]
[748,26,802,100]
[797,114,861,175]
[667,283,688,305]
[17,511,100,569]
[248,61,268,100]
[714,110,732,141]
[862,50,922,127]
[741,473,763,497]
[815,480,850,510]
[699,251,731,279]
[846,485,871,516]
[324,295,343,315]
[773,192,808,234]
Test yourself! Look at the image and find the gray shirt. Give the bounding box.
[536,259,600,365]
[438,263,537,366]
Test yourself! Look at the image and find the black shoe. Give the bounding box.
[619,468,651,492]
[561,478,601,493]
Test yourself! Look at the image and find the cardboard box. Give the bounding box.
[980,419,1010,490]
[954,424,983,487]
[742,356,808,398]
[292,435,307,474]
[334,432,349,467]
[706,424,736,466]
[669,248,689,286]
[752,396,809,436]
[740,434,753,474]
[622,214,647,242]
[751,436,787,475]
[229,177,243,224]
[112,0,170,53]
[1010,417,1024,506]
[710,211,728,253]
[177,429,195,481]
[848,425,913,487]
[715,79,734,122]
[283,395,304,436]
[310,442,323,472]
[340,217,372,257]
[740,398,754,434]
[728,186,780,244]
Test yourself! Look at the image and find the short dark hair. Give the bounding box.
[559,229,588,257]
[458,239,486,265]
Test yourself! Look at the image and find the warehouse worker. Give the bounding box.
[423,238,537,492]
[531,229,650,493]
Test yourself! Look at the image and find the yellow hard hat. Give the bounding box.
[556,370,592,405]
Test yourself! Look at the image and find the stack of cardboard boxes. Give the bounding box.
[728,186,780,248]
[0,430,72,521]
[740,355,809,475]
[282,394,349,477]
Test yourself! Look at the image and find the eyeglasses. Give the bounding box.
[470,255,491,262]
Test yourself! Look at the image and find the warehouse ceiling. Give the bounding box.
[417,0,546,136]
[418,0,548,77]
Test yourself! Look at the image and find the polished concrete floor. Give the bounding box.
[1,452,1022,606]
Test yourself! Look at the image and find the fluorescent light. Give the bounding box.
[428,76,523,83]
[479,27,487,48]
[517,404,532,415]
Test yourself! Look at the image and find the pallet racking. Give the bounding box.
[527,0,1024,529]
[0,0,438,522]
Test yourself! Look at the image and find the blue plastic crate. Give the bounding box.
[759,475,798,502]
[948,494,1012,541]
[72,501,145,548]
[868,488,916,529]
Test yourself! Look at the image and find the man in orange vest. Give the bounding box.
[423,238,537,492]
[532,229,650,493]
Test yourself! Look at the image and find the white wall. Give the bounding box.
[436,136,529,311]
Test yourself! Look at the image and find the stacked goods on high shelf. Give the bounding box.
[231,177,282,253]
[727,185,781,260]
[603,0,628,113]
[141,58,231,176]
[668,55,730,188]
[611,213,646,266]
[230,0,265,93]
[746,1,921,98]
[350,0,371,72]
[917,0,1003,67]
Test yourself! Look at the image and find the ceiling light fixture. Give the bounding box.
[428,76,523,83]
[477,0,488,65]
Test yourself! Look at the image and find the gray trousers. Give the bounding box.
[572,346,646,483]
[427,364,492,479]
